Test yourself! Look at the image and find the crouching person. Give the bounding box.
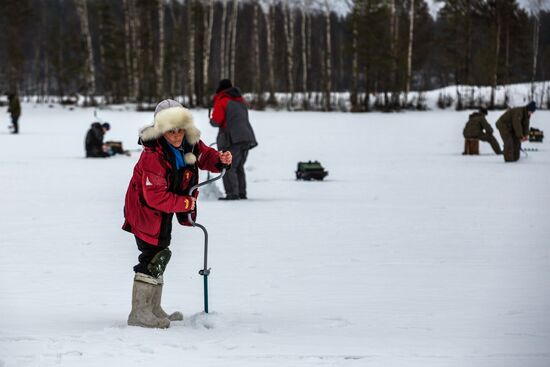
[122,99,232,328]
[85,122,112,157]
[496,101,536,162]
[463,108,502,155]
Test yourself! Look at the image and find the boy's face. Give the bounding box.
[163,128,185,147]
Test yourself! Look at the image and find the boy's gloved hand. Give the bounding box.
[182,196,196,211]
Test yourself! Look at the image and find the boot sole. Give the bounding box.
[128,317,170,329]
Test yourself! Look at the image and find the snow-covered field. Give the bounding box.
[0,104,549,367]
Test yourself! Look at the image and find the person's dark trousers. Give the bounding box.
[223,143,250,198]
[86,150,110,158]
[479,133,502,155]
[133,236,170,275]
[498,128,521,162]
[11,116,19,134]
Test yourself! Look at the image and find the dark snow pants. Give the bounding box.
[222,143,250,198]
[11,116,19,134]
[133,236,170,276]
[478,133,502,155]
[498,128,521,162]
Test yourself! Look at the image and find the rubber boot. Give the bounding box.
[153,277,184,321]
[128,273,170,328]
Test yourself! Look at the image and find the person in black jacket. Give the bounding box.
[85,122,111,157]
[7,93,21,134]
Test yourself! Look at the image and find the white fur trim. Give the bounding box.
[139,125,160,142]
[154,106,193,132]
[184,152,197,165]
[185,126,201,145]
[139,105,201,144]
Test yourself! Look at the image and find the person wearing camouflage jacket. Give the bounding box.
[495,101,536,162]
[462,108,502,154]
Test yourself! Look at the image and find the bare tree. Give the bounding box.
[229,0,239,81]
[490,2,501,109]
[157,0,165,99]
[283,0,295,109]
[389,0,399,107]
[146,6,155,101]
[74,0,96,102]
[323,0,332,111]
[98,4,106,99]
[465,0,472,85]
[405,0,415,98]
[252,2,263,108]
[300,3,309,109]
[132,0,141,101]
[122,0,134,100]
[169,0,183,96]
[220,0,228,79]
[127,0,140,101]
[264,2,276,105]
[346,0,360,111]
[202,0,214,105]
[528,0,543,100]
[187,0,196,106]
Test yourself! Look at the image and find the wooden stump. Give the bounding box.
[463,139,479,155]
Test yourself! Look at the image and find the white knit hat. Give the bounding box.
[139,99,201,145]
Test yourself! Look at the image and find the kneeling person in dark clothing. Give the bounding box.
[122,99,232,329]
[85,122,111,157]
[463,108,502,155]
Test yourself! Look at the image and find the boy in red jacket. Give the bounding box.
[123,99,231,328]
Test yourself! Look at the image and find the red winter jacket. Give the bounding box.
[122,138,221,245]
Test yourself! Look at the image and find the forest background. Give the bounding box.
[1,0,549,111]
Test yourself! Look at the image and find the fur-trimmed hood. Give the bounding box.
[139,99,201,145]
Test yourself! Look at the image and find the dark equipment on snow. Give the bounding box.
[295,161,328,181]
[187,168,227,314]
[529,128,544,143]
[105,141,131,156]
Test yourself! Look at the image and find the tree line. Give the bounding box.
[0,0,548,111]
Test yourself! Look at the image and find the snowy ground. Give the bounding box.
[0,104,549,367]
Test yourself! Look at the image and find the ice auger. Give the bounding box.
[187,168,226,313]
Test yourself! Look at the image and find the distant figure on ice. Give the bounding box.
[495,101,536,162]
[85,122,111,157]
[122,99,232,328]
[210,79,258,200]
[462,108,502,155]
[7,93,21,134]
